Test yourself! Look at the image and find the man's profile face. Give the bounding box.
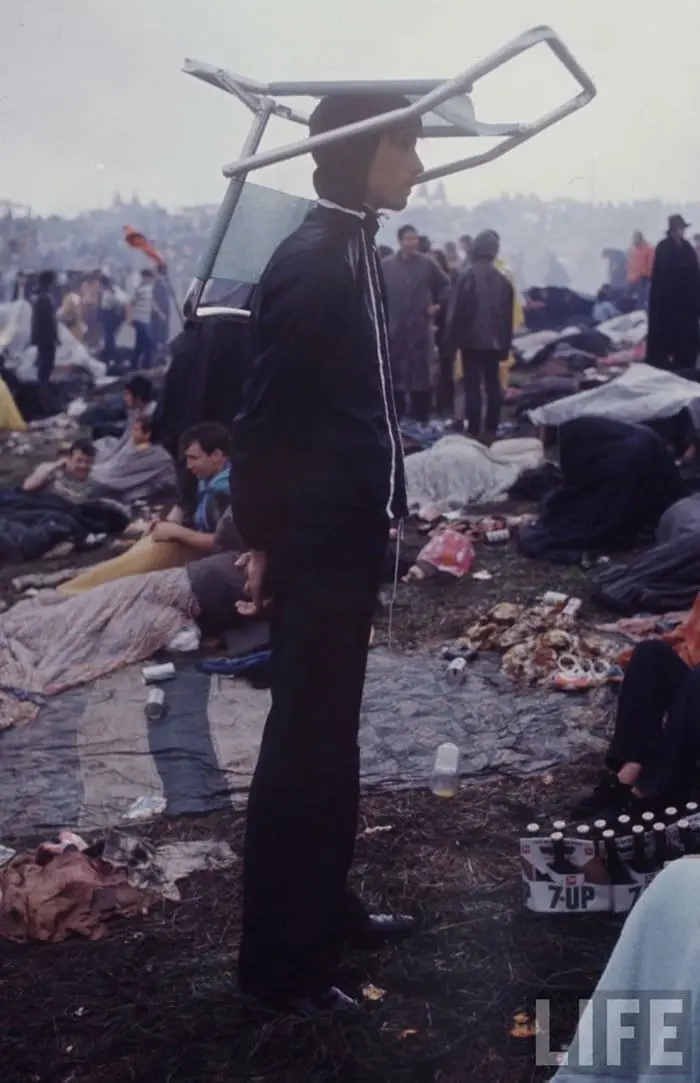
[632,231,643,246]
[66,450,94,481]
[184,441,225,481]
[365,127,423,212]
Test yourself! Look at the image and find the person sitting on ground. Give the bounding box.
[90,416,177,506]
[59,421,231,594]
[22,438,97,505]
[84,374,156,445]
[571,592,700,821]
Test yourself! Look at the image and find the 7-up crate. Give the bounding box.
[520,836,611,913]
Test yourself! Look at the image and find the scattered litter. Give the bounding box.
[360,824,395,837]
[166,626,201,653]
[123,796,167,822]
[141,662,176,684]
[99,831,237,901]
[404,529,475,582]
[398,1029,419,1040]
[361,983,386,1002]
[472,570,493,581]
[445,656,468,686]
[145,687,166,721]
[12,569,81,592]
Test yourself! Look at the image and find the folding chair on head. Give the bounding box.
[182,25,596,321]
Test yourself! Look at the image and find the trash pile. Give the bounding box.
[0,827,236,943]
[441,597,619,688]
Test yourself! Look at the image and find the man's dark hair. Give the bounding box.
[397,224,417,242]
[69,437,96,459]
[38,270,55,290]
[181,422,231,458]
[125,375,154,403]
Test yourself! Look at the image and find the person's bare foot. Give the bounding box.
[618,762,642,786]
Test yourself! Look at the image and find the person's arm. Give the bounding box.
[428,258,451,311]
[152,520,215,552]
[230,249,337,554]
[23,460,60,493]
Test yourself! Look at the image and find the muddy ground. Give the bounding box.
[0,431,626,1083]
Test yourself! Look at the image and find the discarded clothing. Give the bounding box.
[527,362,700,429]
[518,418,685,565]
[405,435,544,514]
[98,831,237,903]
[0,848,151,943]
[0,490,128,563]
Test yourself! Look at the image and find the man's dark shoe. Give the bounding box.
[346,913,416,949]
[282,986,361,1017]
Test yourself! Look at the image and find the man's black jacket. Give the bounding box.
[230,202,407,554]
[31,292,58,348]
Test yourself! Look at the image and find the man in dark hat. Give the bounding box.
[231,94,422,1014]
[647,214,700,371]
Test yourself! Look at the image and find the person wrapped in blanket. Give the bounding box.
[59,422,231,595]
[571,595,700,821]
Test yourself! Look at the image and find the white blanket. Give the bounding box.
[405,436,544,513]
[528,362,700,428]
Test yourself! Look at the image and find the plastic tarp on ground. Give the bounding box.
[405,435,544,513]
[0,300,106,383]
[527,363,700,428]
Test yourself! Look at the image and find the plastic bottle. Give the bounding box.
[430,742,461,797]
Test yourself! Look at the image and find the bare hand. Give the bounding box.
[152,521,182,543]
[235,550,268,616]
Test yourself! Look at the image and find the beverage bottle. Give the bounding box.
[145,687,166,721]
[641,811,656,830]
[430,742,460,797]
[663,806,679,825]
[548,832,580,875]
[678,819,700,854]
[602,829,635,885]
[526,823,540,838]
[629,824,656,876]
[446,657,468,686]
[685,802,699,816]
[576,824,591,838]
[617,814,632,833]
[652,823,667,865]
[592,819,607,839]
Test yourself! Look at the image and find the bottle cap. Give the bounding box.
[678,819,690,829]
[653,822,665,832]
[686,802,699,812]
[617,815,631,825]
[552,820,566,831]
[602,829,615,840]
[642,812,655,822]
[526,823,540,834]
[632,824,645,835]
[593,819,607,830]
[576,824,591,835]
[550,831,564,842]
[665,807,678,818]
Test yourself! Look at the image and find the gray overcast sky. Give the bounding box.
[1,0,697,216]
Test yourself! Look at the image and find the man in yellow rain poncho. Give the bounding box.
[0,307,27,432]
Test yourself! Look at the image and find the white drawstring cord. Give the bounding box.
[387,520,404,652]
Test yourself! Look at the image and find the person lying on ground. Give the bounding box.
[89,416,177,506]
[0,509,261,733]
[571,593,700,820]
[554,858,700,1082]
[58,421,231,594]
[23,438,97,504]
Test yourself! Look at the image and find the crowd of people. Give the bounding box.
[18,265,172,385]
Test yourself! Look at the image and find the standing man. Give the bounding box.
[627,230,655,309]
[231,94,421,1015]
[130,268,163,370]
[648,214,700,372]
[30,270,59,387]
[383,224,449,424]
[449,230,514,444]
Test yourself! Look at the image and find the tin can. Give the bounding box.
[485,528,510,544]
[142,662,176,684]
[561,597,582,619]
[145,687,166,721]
[542,591,568,607]
[446,657,467,685]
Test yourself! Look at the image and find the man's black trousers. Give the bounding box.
[238,523,388,1000]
